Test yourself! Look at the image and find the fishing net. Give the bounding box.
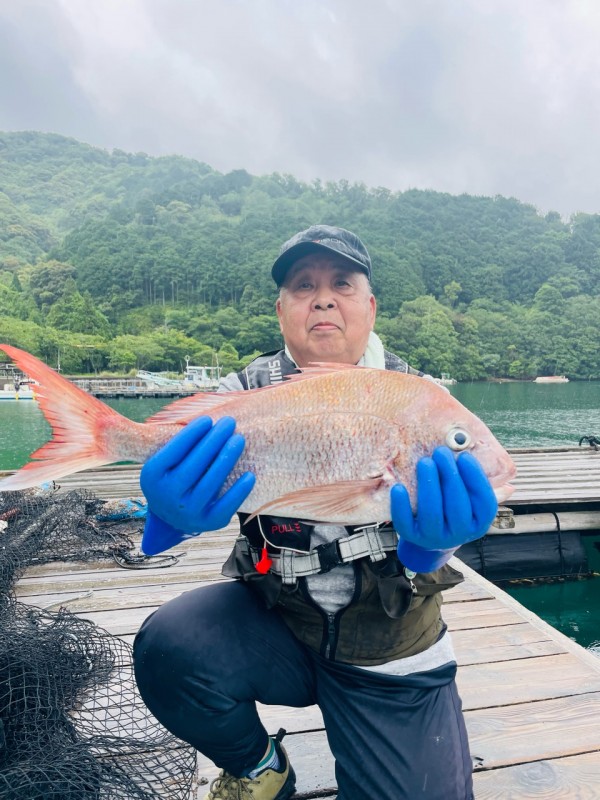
[0,488,196,799]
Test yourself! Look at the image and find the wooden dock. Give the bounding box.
[68,379,203,398]
[13,520,600,798]
[3,447,600,796]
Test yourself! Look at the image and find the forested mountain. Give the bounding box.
[1,130,599,379]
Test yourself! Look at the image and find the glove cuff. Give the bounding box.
[397,539,457,573]
[141,510,194,556]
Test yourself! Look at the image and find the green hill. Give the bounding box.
[1,130,599,379]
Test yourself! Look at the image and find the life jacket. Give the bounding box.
[221,348,464,665]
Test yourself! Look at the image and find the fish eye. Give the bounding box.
[446,428,471,451]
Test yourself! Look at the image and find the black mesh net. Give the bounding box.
[0,488,196,799]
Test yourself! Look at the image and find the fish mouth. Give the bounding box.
[494,483,515,504]
[491,458,518,505]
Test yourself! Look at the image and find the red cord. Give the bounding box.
[255,546,273,574]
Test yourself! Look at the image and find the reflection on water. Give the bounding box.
[506,578,600,655]
[0,401,50,470]
[0,397,168,470]
[451,380,600,449]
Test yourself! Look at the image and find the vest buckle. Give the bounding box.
[315,539,343,573]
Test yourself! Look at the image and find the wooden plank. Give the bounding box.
[17,528,237,580]
[472,752,600,799]
[14,564,229,596]
[16,576,228,613]
[7,471,600,800]
[443,598,525,630]
[457,653,600,710]
[451,623,566,666]
[467,692,600,768]
[440,582,494,602]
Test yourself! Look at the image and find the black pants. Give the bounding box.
[133,581,473,800]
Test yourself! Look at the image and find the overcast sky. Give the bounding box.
[1,0,600,218]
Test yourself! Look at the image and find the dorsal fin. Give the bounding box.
[145,363,366,425]
[145,391,243,424]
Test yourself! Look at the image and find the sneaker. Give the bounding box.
[205,733,296,800]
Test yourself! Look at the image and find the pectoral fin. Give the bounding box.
[246,477,384,523]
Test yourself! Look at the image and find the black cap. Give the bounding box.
[271,224,372,287]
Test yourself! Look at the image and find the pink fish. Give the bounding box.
[0,345,516,524]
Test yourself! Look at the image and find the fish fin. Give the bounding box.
[0,456,112,492]
[145,380,289,424]
[0,345,129,491]
[245,477,384,523]
[146,364,366,424]
[145,391,245,424]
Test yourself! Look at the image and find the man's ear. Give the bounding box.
[275,297,284,332]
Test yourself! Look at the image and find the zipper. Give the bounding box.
[299,558,364,661]
[324,613,337,659]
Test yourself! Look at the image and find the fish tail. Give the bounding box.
[0,344,130,491]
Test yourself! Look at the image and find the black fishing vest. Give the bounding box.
[236,347,423,391]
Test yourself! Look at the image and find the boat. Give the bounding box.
[533,375,569,383]
[136,370,187,388]
[183,364,222,390]
[136,364,222,392]
[0,364,38,400]
[0,380,37,400]
[434,373,457,386]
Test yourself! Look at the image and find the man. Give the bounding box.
[133,225,496,800]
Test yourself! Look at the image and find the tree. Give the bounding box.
[46,285,112,337]
[377,296,459,376]
[28,260,76,309]
[107,335,164,371]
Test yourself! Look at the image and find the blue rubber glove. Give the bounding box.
[391,446,498,573]
[139,416,255,556]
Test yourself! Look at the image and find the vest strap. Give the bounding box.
[249,527,398,584]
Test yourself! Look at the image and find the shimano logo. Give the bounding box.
[268,359,283,384]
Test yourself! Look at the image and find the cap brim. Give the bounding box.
[271,242,370,286]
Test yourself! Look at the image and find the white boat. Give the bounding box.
[0,363,38,399]
[533,376,569,384]
[136,370,187,388]
[434,373,457,386]
[0,379,37,400]
[136,364,222,391]
[183,365,222,390]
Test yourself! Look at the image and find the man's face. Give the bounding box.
[276,254,376,367]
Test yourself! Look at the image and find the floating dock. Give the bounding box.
[7,445,600,799]
[69,379,201,398]
[12,522,600,798]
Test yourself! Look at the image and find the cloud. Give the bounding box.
[1,0,600,216]
[0,1,102,139]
